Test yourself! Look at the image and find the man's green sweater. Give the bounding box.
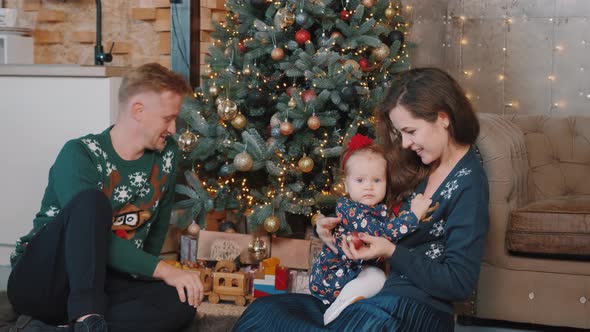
[11,127,178,278]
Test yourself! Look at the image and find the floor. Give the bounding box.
[0,265,580,332]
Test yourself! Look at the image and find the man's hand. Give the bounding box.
[341,233,396,261]
[153,261,204,308]
[315,214,341,252]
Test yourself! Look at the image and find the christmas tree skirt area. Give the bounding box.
[0,291,244,332]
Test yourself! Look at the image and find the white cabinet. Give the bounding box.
[0,65,130,265]
[0,28,33,65]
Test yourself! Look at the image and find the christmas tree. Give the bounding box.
[175,0,410,236]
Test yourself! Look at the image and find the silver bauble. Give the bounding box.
[217,100,239,121]
[234,151,253,171]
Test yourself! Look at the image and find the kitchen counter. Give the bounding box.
[0,64,130,77]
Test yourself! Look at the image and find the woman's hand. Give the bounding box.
[341,233,396,261]
[315,214,341,252]
[153,261,204,308]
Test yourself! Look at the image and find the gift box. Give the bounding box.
[275,266,289,290]
[180,235,198,263]
[261,257,280,275]
[288,270,311,294]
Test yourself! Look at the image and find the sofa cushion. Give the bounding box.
[507,195,590,257]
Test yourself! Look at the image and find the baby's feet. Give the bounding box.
[323,296,364,325]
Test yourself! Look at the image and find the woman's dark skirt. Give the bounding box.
[231,292,454,332]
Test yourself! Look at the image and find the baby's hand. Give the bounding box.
[410,194,432,221]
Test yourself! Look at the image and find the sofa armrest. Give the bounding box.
[475,113,529,266]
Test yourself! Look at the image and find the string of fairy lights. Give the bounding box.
[445,3,590,114]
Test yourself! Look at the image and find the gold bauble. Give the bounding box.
[203,66,212,76]
[385,6,396,19]
[178,129,198,152]
[361,0,374,8]
[311,212,322,226]
[234,151,253,171]
[332,182,346,196]
[243,66,252,75]
[343,59,360,72]
[307,115,321,130]
[187,221,201,236]
[372,44,391,61]
[217,100,239,121]
[248,235,267,261]
[298,155,314,173]
[209,85,219,97]
[280,121,294,135]
[263,215,280,233]
[231,113,247,130]
[271,47,285,61]
[288,97,297,108]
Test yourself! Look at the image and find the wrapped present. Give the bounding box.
[253,285,287,298]
[275,266,289,290]
[288,270,311,294]
[261,257,280,275]
[180,235,198,263]
[253,275,279,298]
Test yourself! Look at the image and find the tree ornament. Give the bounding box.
[295,29,311,45]
[280,120,294,135]
[271,47,285,61]
[385,5,396,19]
[217,100,239,121]
[295,12,308,25]
[243,65,252,75]
[361,0,374,8]
[288,97,297,108]
[274,7,295,29]
[372,44,390,61]
[339,9,350,20]
[343,59,360,72]
[270,113,282,127]
[178,129,198,152]
[203,65,212,76]
[263,215,280,233]
[301,89,317,103]
[271,127,281,137]
[216,97,225,106]
[307,114,321,130]
[319,32,330,47]
[330,31,343,40]
[298,155,314,173]
[234,151,253,171]
[311,212,322,226]
[239,40,247,53]
[359,58,370,71]
[248,235,267,261]
[341,86,358,103]
[209,84,219,97]
[187,221,201,237]
[231,113,247,129]
[332,181,346,195]
[286,86,297,96]
[388,30,405,44]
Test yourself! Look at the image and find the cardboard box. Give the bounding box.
[270,237,311,270]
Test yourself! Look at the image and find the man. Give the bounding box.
[7,63,203,332]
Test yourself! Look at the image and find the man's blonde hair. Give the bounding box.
[118,63,192,104]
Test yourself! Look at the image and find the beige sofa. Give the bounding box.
[462,113,590,329]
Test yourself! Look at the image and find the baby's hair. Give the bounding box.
[339,142,387,178]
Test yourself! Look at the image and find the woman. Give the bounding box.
[232,68,489,331]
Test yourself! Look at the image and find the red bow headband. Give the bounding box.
[342,134,373,169]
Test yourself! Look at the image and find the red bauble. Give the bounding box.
[340,9,350,20]
[239,40,247,53]
[301,89,317,103]
[295,29,311,45]
[286,86,297,97]
[347,232,363,250]
[359,58,370,70]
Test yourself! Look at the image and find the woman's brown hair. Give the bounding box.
[375,68,479,209]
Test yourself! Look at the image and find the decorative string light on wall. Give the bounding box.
[449,1,590,115]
